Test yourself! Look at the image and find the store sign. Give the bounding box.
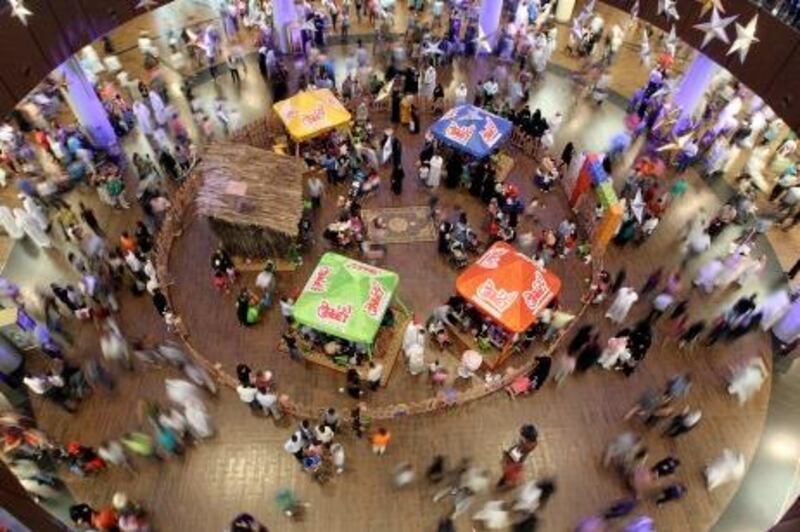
[522,271,552,314]
[444,122,475,146]
[317,300,353,325]
[363,281,388,319]
[480,118,501,148]
[475,279,518,316]
[476,246,509,269]
[307,265,333,293]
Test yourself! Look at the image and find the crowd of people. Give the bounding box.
[0,0,798,531]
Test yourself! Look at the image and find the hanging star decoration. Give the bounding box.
[135,0,159,10]
[473,25,497,54]
[697,0,725,18]
[663,25,678,55]
[693,8,737,48]
[9,0,33,25]
[421,39,444,58]
[657,0,680,21]
[657,132,694,153]
[630,0,640,19]
[727,14,759,63]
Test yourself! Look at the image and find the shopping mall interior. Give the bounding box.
[0,0,800,530]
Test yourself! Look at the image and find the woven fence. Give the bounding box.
[153,107,603,423]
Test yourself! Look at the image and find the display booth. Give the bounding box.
[194,142,306,259]
[564,151,623,256]
[429,104,513,159]
[449,242,562,369]
[273,89,352,154]
[293,253,404,380]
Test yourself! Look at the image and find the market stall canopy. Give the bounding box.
[429,104,513,159]
[456,242,561,333]
[272,89,352,141]
[293,253,399,344]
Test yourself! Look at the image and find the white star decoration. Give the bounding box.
[658,0,680,21]
[135,0,159,10]
[474,25,495,53]
[630,0,640,19]
[693,8,737,48]
[657,132,694,153]
[9,0,33,25]
[727,14,759,63]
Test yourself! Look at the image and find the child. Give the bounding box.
[212,270,229,293]
[370,427,391,455]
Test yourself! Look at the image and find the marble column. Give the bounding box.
[673,52,720,123]
[555,0,577,23]
[479,0,504,51]
[274,0,299,53]
[58,57,119,153]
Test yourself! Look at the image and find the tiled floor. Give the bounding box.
[3,1,799,532]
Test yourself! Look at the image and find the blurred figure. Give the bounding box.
[393,462,416,488]
[705,449,745,491]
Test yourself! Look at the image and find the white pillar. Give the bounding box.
[274,0,299,53]
[479,0,503,50]
[556,0,577,23]
[58,57,119,153]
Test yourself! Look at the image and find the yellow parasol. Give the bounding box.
[272,89,352,142]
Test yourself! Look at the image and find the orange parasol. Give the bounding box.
[456,242,562,333]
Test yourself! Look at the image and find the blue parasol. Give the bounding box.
[429,105,513,159]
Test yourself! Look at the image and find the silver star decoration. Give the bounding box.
[664,25,678,49]
[650,77,678,101]
[694,8,737,48]
[658,0,680,21]
[727,14,759,63]
[630,0,640,19]
[422,40,444,57]
[135,0,159,10]
[9,0,33,25]
[473,26,497,54]
[657,132,694,153]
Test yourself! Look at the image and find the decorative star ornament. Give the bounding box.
[664,25,678,53]
[421,40,444,57]
[474,25,496,54]
[9,0,33,25]
[657,132,693,153]
[630,0,640,19]
[694,8,737,48]
[658,0,680,21]
[727,14,759,63]
[697,0,725,18]
[135,0,159,10]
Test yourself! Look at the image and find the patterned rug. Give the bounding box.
[362,206,436,244]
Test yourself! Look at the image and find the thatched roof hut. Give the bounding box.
[195,142,307,258]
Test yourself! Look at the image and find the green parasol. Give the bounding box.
[293,253,399,344]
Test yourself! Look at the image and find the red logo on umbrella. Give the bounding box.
[444,123,475,146]
[317,300,353,324]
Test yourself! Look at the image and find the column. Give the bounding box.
[274,0,298,54]
[673,52,720,124]
[479,0,503,51]
[58,57,119,153]
[556,0,577,23]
